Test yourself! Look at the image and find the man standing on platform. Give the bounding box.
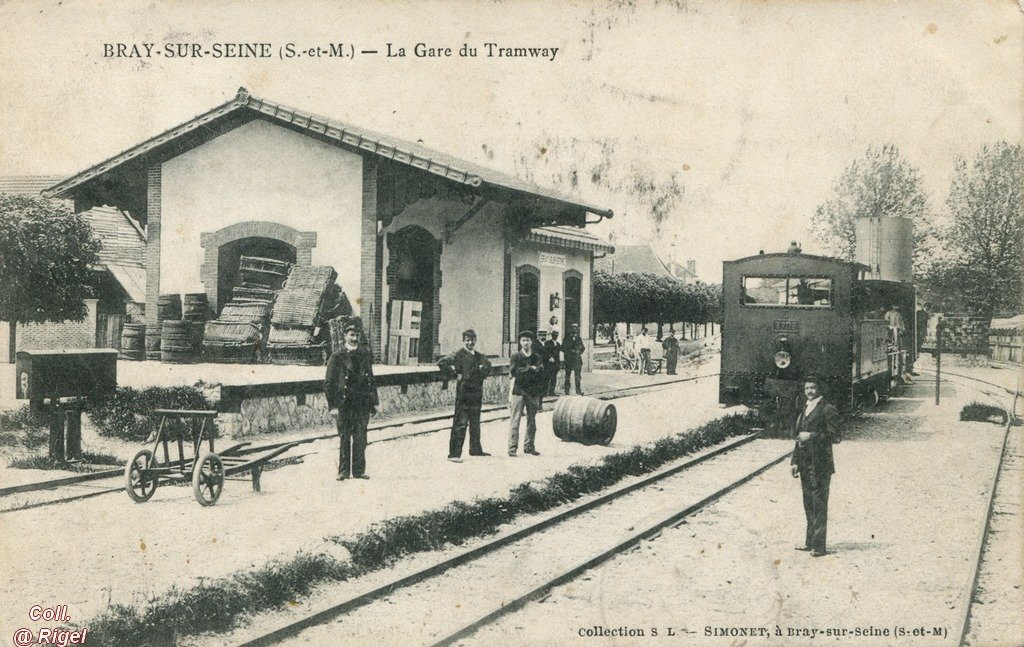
[508,331,545,456]
[438,329,492,462]
[662,329,680,375]
[562,323,585,395]
[635,328,652,375]
[543,331,562,396]
[326,323,379,480]
[790,376,841,557]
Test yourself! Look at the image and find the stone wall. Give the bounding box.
[217,371,511,438]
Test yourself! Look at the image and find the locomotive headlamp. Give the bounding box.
[774,350,792,369]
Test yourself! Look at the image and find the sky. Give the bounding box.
[0,0,1020,282]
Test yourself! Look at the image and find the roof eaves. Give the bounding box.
[43,87,613,219]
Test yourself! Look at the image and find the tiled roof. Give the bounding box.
[594,244,673,277]
[1,175,147,269]
[86,206,146,268]
[527,226,614,253]
[0,174,68,196]
[43,87,613,219]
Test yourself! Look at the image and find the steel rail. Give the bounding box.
[917,370,1018,647]
[237,429,766,647]
[428,449,791,647]
[0,371,718,503]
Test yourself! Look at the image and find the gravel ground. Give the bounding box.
[0,368,726,639]
[245,438,791,647]
[462,378,1010,647]
[963,424,1023,647]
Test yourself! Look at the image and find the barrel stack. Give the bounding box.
[552,396,617,446]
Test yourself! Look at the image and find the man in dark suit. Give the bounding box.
[325,323,379,480]
[790,376,841,556]
[562,323,585,395]
[438,329,492,462]
[543,331,562,396]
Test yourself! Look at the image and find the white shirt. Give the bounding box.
[635,334,651,351]
[803,396,822,418]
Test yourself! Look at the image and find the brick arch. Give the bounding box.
[200,221,317,309]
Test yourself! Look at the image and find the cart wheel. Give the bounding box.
[125,450,158,503]
[192,452,224,507]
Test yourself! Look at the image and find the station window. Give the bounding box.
[742,276,832,308]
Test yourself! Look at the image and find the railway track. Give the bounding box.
[232,431,785,647]
[228,370,1017,647]
[0,370,719,514]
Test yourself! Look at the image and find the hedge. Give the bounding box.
[89,386,217,443]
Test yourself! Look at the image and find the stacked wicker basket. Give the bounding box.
[267,265,338,366]
[202,256,290,363]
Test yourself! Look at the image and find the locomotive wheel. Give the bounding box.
[863,389,880,411]
[192,452,225,507]
[125,450,158,503]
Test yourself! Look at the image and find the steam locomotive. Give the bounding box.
[718,245,916,420]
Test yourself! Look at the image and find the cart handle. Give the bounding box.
[152,409,218,417]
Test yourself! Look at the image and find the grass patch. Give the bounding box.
[0,405,50,449]
[81,412,761,645]
[89,386,217,443]
[7,451,122,472]
[960,401,1007,424]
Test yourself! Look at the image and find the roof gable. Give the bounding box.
[594,244,673,277]
[43,87,612,220]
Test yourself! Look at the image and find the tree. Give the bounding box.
[941,142,1023,318]
[0,195,101,362]
[810,144,929,264]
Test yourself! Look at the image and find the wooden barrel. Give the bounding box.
[119,323,146,360]
[157,294,182,321]
[183,293,210,322]
[161,321,202,364]
[552,396,617,446]
[145,324,162,360]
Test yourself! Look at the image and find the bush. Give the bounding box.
[89,387,217,443]
[0,405,50,449]
[960,401,1007,424]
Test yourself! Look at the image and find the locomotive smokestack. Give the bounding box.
[787,241,802,254]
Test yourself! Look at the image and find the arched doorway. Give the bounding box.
[387,226,441,363]
[200,221,317,314]
[217,237,297,313]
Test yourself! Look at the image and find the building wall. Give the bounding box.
[508,242,593,352]
[14,299,99,352]
[160,119,364,310]
[437,204,507,357]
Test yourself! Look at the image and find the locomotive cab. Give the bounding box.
[720,248,915,423]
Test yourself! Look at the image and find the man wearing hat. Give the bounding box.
[325,322,379,480]
[508,330,546,456]
[790,376,841,556]
[438,329,493,462]
[562,323,586,395]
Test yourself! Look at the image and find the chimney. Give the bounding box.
[686,259,696,276]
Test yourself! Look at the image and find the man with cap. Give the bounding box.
[562,323,586,395]
[325,322,379,480]
[438,329,493,462]
[662,328,680,375]
[508,330,546,456]
[790,375,841,556]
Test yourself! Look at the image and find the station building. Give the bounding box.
[41,87,613,364]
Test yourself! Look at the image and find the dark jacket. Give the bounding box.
[563,331,585,364]
[510,350,546,397]
[790,399,841,475]
[438,348,492,405]
[662,336,679,355]
[325,345,379,411]
[543,340,562,369]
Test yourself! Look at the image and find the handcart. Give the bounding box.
[124,409,298,506]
